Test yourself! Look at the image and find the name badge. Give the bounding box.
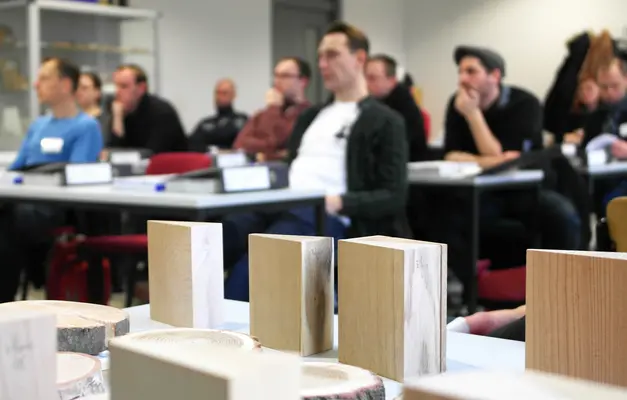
[40,138,64,154]
[619,123,627,138]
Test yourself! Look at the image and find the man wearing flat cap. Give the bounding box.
[428,46,581,305]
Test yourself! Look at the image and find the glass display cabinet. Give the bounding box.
[0,0,159,149]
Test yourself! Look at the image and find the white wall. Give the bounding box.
[405,0,627,140]
[129,0,273,132]
[129,0,406,132]
[342,0,406,66]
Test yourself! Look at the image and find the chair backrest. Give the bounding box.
[421,109,431,140]
[145,152,211,175]
[607,196,627,252]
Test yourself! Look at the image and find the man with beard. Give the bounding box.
[188,78,248,151]
[223,22,409,302]
[430,46,581,305]
[583,55,627,215]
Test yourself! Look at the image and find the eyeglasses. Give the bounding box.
[273,73,300,80]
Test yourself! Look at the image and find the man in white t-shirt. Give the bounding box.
[223,21,409,302]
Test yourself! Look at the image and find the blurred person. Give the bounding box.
[188,78,248,152]
[223,22,409,302]
[561,77,600,144]
[76,71,110,142]
[1,57,102,303]
[233,57,311,160]
[109,64,187,153]
[366,54,427,161]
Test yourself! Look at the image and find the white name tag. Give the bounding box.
[619,123,627,138]
[40,138,63,154]
[222,166,270,192]
[561,143,577,157]
[110,151,141,164]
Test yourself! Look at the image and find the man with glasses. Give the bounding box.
[233,57,311,161]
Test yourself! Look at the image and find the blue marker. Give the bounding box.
[155,183,166,192]
[13,176,23,185]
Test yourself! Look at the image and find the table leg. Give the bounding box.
[466,186,480,315]
[315,200,326,236]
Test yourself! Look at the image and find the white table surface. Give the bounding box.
[0,183,324,209]
[408,169,544,187]
[121,302,525,399]
[586,161,627,176]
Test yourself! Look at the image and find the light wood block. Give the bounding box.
[402,370,627,399]
[0,309,57,400]
[338,236,447,381]
[57,352,106,400]
[249,234,334,356]
[0,300,130,355]
[148,220,224,329]
[109,335,300,400]
[526,250,627,387]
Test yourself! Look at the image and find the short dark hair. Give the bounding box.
[280,57,312,80]
[325,21,369,54]
[368,54,397,77]
[43,57,80,92]
[116,63,148,86]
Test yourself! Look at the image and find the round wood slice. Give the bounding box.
[57,352,107,400]
[116,328,261,351]
[0,300,129,355]
[301,362,385,399]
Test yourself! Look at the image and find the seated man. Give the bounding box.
[366,54,427,161]
[1,57,103,302]
[233,57,311,161]
[431,46,580,302]
[109,64,187,153]
[582,55,627,216]
[224,22,409,302]
[188,78,248,152]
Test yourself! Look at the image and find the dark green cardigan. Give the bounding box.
[287,97,411,238]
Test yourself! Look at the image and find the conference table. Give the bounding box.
[106,301,525,399]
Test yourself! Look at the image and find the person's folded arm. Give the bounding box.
[69,120,103,163]
[464,305,526,335]
[340,115,408,219]
[9,127,34,171]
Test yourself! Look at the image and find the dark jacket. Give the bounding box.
[543,32,591,136]
[379,84,428,161]
[287,97,410,238]
[108,94,187,154]
[188,107,248,151]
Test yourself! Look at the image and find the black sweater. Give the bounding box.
[109,94,188,154]
[379,84,428,161]
[287,97,411,238]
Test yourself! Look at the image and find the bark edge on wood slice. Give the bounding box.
[114,328,262,351]
[0,300,129,355]
[57,352,106,400]
[301,362,385,400]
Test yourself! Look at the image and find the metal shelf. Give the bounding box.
[36,0,158,20]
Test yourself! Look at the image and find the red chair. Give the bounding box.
[421,109,431,141]
[476,259,526,309]
[48,152,211,305]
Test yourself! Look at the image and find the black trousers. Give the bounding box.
[488,316,526,342]
[0,204,62,303]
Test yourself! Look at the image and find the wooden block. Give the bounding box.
[0,309,57,400]
[301,362,385,399]
[402,370,627,399]
[57,352,106,400]
[148,220,224,329]
[109,335,300,400]
[0,300,130,355]
[249,234,334,356]
[526,250,627,387]
[338,236,447,381]
[117,328,261,351]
